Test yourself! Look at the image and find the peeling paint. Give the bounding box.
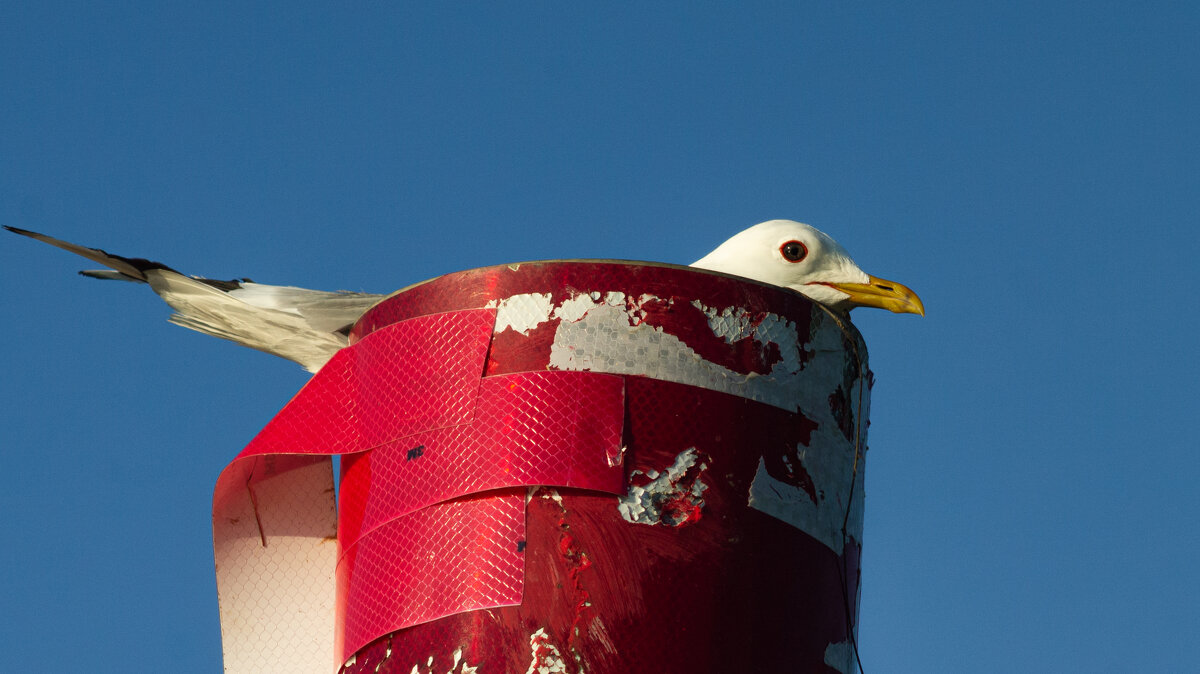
[823,639,856,674]
[390,646,481,674]
[492,292,554,335]
[747,312,869,551]
[618,447,710,526]
[450,646,481,674]
[552,291,611,322]
[691,302,805,374]
[547,295,806,411]
[691,301,754,343]
[525,628,569,674]
[486,290,812,412]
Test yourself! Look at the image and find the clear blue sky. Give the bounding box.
[2,3,1197,672]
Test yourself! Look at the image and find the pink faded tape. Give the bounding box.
[212,308,625,672]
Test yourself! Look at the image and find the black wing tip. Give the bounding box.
[6,227,247,290]
[4,226,164,282]
[200,278,246,292]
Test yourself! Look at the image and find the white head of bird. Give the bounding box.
[691,219,924,315]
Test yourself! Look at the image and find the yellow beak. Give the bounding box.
[822,275,925,315]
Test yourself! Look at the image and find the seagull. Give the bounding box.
[691,219,924,316]
[6,220,921,372]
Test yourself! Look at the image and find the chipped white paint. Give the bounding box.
[446,646,480,674]
[823,639,857,674]
[692,301,805,375]
[491,292,554,335]
[550,291,605,322]
[748,311,869,551]
[487,290,808,410]
[525,628,568,674]
[546,294,807,412]
[692,301,753,343]
[399,647,481,674]
[618,447,708,526]
[488,289,867,548]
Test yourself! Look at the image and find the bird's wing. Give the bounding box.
[5,225,172,282]
[5,226,385,372]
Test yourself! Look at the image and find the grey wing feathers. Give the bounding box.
[5,226,385,372]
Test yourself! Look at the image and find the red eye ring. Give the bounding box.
[780,240,808,262]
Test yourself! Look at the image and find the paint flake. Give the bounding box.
[492,293,554,335]
[692,301,754,343]
[553,292,603,322]
[823,639,857,673]
[525,628,569,674]
[618,447,709,526]
[393,646,481,674]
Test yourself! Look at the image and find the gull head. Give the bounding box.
[691,219,924,315]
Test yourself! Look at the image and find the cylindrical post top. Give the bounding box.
[215,260,871,674]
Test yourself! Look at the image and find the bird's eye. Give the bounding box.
[780,240,808,262]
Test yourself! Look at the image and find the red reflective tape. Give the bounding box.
[212,309,496,671]
[337,371,625,553]
[335,491,526,664]
[212,306,627,672]
[232,308,494,460]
